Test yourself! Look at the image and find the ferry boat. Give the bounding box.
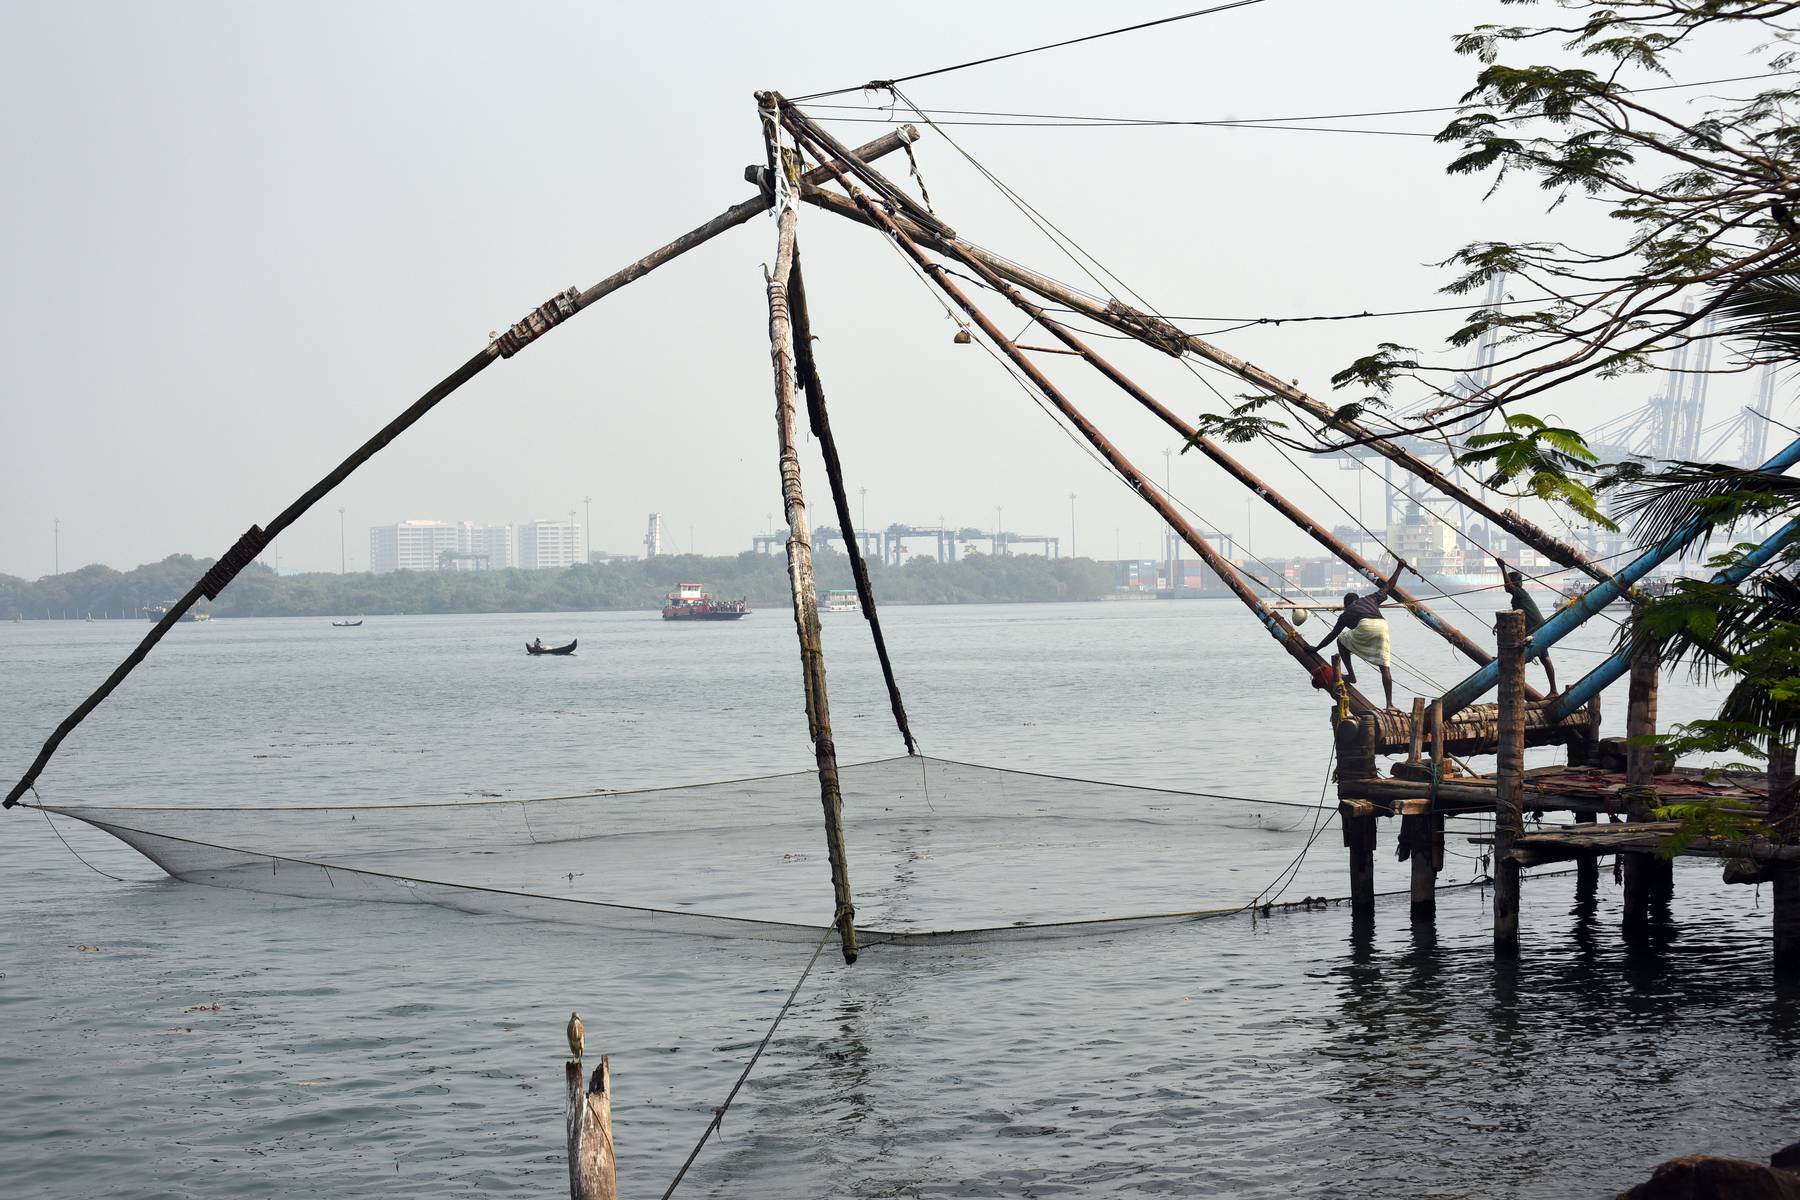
[661,582,748,621]
[820,589,857,613]
[1559,575,1676,602]
[144,604,211,622]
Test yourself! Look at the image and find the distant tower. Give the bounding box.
[643,513,663,559]
[1745,361,1776,467]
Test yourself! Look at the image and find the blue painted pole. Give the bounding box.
[1439,435,1800,718]
[1545,516,1800,721]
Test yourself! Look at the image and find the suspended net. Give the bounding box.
[34,756,1444,945]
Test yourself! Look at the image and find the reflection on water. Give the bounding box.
[0,606,1793,1197]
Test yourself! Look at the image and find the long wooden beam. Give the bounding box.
[2,126,924,812]
[944,254,1545,700]
[786,177,1614,584]
[779,108,1373,712]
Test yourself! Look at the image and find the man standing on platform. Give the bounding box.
[1495,554,1559,696]
[1310,557,1409,710]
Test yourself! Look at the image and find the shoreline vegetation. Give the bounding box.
[1,551,1118,619]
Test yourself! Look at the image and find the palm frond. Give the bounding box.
[1608,463,1800,550]
[1713,270,1800,365]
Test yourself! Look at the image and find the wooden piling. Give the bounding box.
[1772,743,1799,973]
[1409,813,1438,918]
[1494,610,1527,954]
[1622,647,1666,930]
[1574,809,1599,889]
[1347,712,1379,918]
[566,1054,614,1200]
[760,96,857,964]
[1348,813,1377,916]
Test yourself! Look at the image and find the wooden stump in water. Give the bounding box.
[566,1054,614,1200]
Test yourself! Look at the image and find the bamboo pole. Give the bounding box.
[760,96,858,964]
[2,126,923,812]
[1495,609,1527,955]
[786,174,1612,583]
[1621,648,1666,930]
[779,111,1370,710]
[566,1054,614,1200]
[939,258,1546,699]
[787,251,917,755]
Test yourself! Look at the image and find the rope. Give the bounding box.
[659,927,832,1199]
[37,801,126,883]
[1251,745,1337,910]
[791,0,1273,101]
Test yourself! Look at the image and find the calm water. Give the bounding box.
[1,599,1794,1198]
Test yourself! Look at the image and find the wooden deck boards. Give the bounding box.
[1508,820,1800,868]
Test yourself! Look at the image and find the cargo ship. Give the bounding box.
[661,582,749,621]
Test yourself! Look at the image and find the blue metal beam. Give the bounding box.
[1545,517,1800,720]
[1438,434,1800,718]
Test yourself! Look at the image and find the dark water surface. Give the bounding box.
[1,601,1792,1197]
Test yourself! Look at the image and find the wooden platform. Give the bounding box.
[1509,820,1800,869]
[1340,765,1770,819]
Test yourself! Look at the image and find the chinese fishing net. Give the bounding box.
[30,756,1454,945]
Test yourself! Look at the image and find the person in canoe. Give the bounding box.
[1309,557,1409,710]
[531,637,544,652]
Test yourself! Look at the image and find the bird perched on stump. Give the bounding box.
[567,1011,585,1061]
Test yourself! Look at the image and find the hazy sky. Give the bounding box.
[1,1,1783,577]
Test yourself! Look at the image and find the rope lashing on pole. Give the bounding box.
[0,127,924,813]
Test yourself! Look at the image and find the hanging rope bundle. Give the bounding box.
[788,251,918,756]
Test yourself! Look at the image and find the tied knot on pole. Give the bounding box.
[200,525,271,600]
[1103,299,1186,358]
[491,286,581,359]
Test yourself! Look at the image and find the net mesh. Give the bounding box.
[36,756,1439,944]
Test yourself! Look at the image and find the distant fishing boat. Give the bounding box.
[143,605,210,623]
[661,582,748,621]
[331,619,363,628]
[526,639,577,656]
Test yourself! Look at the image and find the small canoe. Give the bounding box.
[526,639,577,656]
[332,619,363,627]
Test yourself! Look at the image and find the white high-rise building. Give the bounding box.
[369,520,461,573]
[458,522,515,570]
[368,520,516,573]
[518,520,583,570]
